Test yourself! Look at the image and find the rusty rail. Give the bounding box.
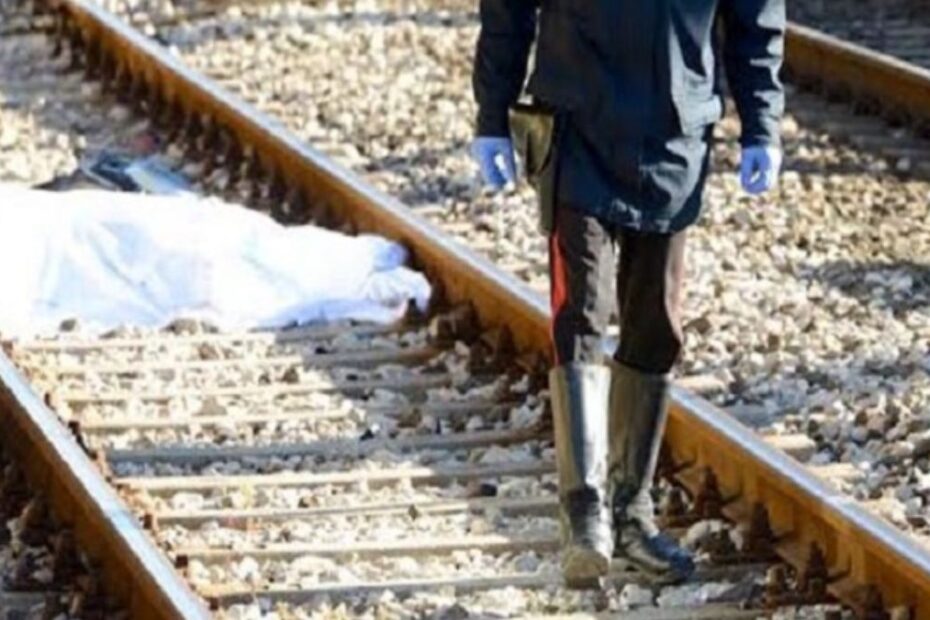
[0,352,210,618]
[786,22,930,129]
[10,1,930,617]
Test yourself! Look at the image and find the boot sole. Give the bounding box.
[562,545,610,590]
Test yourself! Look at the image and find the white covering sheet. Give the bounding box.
[0,184,431,336]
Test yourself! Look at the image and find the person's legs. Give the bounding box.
[614,228,686,373]
[608,228,693,582]
[548,205,616,587]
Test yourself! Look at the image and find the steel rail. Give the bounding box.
[0,353,210,619]
[786,22,930,129]
[24,1,930,617]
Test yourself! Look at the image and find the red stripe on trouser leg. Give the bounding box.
[549,229,567,365]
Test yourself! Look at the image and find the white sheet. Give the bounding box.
[0,184,431,336]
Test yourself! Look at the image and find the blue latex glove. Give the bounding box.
[471,137,517,190]
[740,146,783,195]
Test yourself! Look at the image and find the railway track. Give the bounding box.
[790,0,930,71]
[0,0,930,618]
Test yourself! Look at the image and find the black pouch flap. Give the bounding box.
[509,103,556,182]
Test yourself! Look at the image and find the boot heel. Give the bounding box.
[562,544,610,589]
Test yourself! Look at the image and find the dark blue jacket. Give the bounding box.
[474,0,786,232]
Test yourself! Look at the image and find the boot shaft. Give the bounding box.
[549,363,614,582]
[549,363,611,498]
[607,361,670,532]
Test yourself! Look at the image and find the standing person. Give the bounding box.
[471,1,785,587]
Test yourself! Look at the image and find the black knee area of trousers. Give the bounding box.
[549,206,685,373]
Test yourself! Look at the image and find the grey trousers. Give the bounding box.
[548,204,687,374]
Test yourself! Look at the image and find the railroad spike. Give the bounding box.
[763,564,789,608]
[225,139,245,185]
[114,65,132,105]
[164,100,186,141]
[744,502,778,561]
[284,187,309,223]
[147,84,164,123]
[429,303,480,347]
[142,512,159,533]
[130,75,149,115]
[525,352,550,395]
[70,570,109,618]
[214,128,234,169]
[268,173,289,221]
[660,486,689,528]
[856,585,891,620]
[174,554,190,572]
[50,12,65,58]
[52,528,82,587]
[183,110,204,145]
[19,494,52,547]
[67,419,88,452]
[692,467,724,520]
[98,53,116,93]
[66,26,84,71]
[800,541,829,601]
[656,441,677,481]
[703,528,740,564]
[199,123,222,175]
[468,327,514,375]
[185,118,210,163]
[83,38,101,80]
[1,464,30,522]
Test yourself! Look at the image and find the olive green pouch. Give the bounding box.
[509,103,559,234]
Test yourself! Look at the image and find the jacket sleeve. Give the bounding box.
[473,0,539,137]
[720,0,786,148]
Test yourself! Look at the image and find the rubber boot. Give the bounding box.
[608,361,694,583]
[549,363,614,589]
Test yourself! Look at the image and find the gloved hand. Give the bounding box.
[471,136,517,191]
[740,146,782,195]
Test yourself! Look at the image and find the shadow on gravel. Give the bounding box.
[801,259,930,315]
